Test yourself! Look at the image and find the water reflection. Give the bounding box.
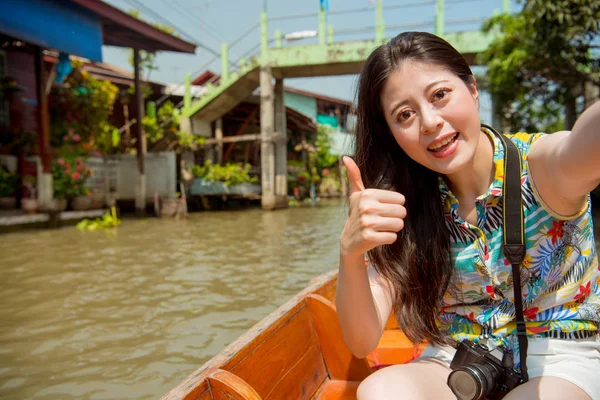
[0,200,348,400]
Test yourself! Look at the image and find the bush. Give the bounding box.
[0,165,18,197]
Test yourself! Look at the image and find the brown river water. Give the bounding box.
[1,202,598,400]
[0,200,348,400]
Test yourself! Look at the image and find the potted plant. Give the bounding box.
[190,161,259,195]
[50,158,72,211]
[0,164,18,209]
[70,158,93,211]
[21,175,38,214]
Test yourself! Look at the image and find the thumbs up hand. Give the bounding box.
[340,156,407,259]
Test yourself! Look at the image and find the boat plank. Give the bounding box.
[208,369,262,400]
[307,294,371,381]
[225,304,327,400]
[313,379,360,400]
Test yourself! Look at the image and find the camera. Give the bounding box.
[447,340,523,400]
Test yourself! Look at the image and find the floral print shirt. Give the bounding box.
[438,130,600,353]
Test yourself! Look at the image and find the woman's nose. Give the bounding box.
[420,107,444,135]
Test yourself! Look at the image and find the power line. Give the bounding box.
[123,0,238,69]
[173,0,232,43]
[123,0,197,44]
[170,0,233,46]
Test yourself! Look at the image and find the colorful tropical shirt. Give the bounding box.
[438,130,600,356]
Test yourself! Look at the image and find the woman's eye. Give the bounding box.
[433,89,449,101]
[398,110,412,122]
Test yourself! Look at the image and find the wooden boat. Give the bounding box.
[160,270,426,400]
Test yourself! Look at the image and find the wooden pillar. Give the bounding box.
[260,65,276,209]
[215,118,223,164]
[133,49,146,216]
[35,46,53,210]
[274,78,287,207]
[584,81,599,109]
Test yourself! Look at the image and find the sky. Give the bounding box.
[102,0,523,120]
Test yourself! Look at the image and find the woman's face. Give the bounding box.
[381,60,481,175]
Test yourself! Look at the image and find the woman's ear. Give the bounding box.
[470,76,479,102]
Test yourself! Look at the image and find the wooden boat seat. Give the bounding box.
[313,380,360,400]
[367,329,426,370]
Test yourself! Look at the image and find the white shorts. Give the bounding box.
[418,335,600,399]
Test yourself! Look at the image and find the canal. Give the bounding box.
[1,202,599,399]
[0,200,348,400]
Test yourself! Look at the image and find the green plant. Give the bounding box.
[191,160,258,186]
[311,124,339,174]
[49,61,120,153]
[479,0,600,131]
[95,121,121,155]
[76,206,121,231]
[175,130,205,150]
[0,165,18,197]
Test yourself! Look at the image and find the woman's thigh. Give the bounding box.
[356,360,455,400]
[504,376,591,400]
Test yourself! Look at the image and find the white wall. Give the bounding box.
[11,152,178,201]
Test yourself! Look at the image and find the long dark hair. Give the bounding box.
[354,32,475,345]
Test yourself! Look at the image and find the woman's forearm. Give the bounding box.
[336,251,385,358]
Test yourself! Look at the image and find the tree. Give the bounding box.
[479,0,600,132]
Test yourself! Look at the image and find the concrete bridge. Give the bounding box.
[180,0,509,209]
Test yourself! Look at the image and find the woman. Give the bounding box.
[337,31,600,399]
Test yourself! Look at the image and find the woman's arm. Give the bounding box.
[336,252,394,358]
[336,156,404,358]
[528,101,600,216]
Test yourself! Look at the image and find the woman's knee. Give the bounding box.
[356,362,454,400]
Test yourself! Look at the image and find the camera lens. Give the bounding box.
[447,362,500,400]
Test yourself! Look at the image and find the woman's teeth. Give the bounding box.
[428,133,458,151]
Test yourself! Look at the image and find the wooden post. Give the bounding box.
[584,81,599,109]
[274,78,287,207]
[215,118,223,164]
[35,46,53,210]
[133,48,146,216]
[260,65,276,209]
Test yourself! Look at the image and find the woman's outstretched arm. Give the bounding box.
[529,101,600,216]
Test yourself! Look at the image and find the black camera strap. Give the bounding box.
[482,124,529,383]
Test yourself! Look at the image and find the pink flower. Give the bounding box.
[322,168,331,176]
[58,159,65,166]
[76,165,83,172]
[68,128,75,135]
[73,134,81,143]
[72,172,81,180]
